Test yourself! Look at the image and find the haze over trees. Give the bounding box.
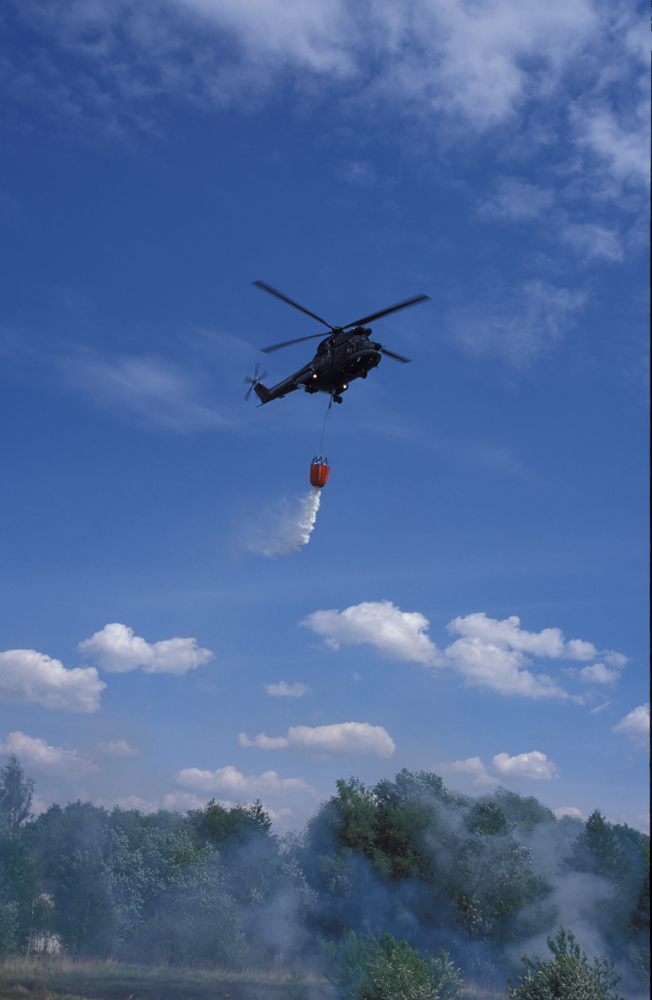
[0,756,648,997]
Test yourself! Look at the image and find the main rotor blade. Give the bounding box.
[344,294,430,330]
[381,347,411,363]
[260,333,326,354]
[253,281,334,330]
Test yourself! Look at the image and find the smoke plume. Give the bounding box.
[246,488,322,557]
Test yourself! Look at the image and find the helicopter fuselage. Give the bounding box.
[254,327,381,405]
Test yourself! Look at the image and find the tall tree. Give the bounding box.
[0,756,34,835]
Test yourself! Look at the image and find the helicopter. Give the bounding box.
[245,281,429,405]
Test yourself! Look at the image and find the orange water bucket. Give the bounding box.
[310,457,330,487]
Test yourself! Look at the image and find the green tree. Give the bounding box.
[493,789,556,832]
[188,798,272,848]
[466,802,510,836]
[567,811,628,880]
[0,756,34,834]
[508,927,623,1000]
[0,827,45,950]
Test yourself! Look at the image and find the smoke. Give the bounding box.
[245,488,322,557]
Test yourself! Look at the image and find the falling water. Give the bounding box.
[246,487,322,558]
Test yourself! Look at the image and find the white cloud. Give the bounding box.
[554,806,583,820]
[78,623,214,675]
[61,353,230,431]
[264,681,310,697]
[302,600,437,665]
[491,750,558,781]
[589,700,612,714]
[239,721,396,757]
[107,795,159,812]
[174,764,316,798]
[0,731,97,775]
[0,648,105,713]
[443,757,499,788]
[479,178,556,222]
[304,603,624,700]
[161,791,208,812]
[613,704,649,749]
[442,749,558,786]
[442,636,571,699]
[447,613,589,660]
[238,732,290,750]
[579,663,620,684]
[7,0,646,204]
[561,223,624,261]
[448,281,587,366]
[571,104,650,187]
[96,739,140,756]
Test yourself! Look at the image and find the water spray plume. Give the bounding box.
[246,487,322,558]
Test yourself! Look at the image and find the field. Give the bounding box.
[0,958,508,1000]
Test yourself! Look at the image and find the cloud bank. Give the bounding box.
[302,602,626,700]
[239,721,396,757]
[79,623,214,675]
[0,648,105,712]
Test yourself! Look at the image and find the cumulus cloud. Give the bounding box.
[78,623,214,675]
[447,613,594,660]
[302,600,437,665]
[264,681,310,697]
[441,750,558,787]
[492,751,558,781]
[443,635,571,699]
[0,648,105,713]
[579,663,620,684]
[0,731,97,775]
[444,757,499,788]
[174,764,316,798]
[613,704,649,749]
[239,721,396,757]
[96,739,140,756]
[555,806,583,820]
[303,603,623,700]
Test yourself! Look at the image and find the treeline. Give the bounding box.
[0,755,649,995]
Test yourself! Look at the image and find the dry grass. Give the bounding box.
[0,957,509,1000]
[0,956,332,1000]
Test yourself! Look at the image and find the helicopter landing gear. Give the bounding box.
[333,394,343,404]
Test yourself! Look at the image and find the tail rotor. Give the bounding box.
[244,362,268,401]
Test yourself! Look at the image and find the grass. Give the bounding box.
[0,956,333,1000]
[0,957,508,1000]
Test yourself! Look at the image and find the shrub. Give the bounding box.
[324,927,463,1000]
[508,927,623,1000]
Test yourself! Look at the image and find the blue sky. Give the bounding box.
[0,0,648,832]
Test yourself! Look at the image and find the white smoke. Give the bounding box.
[246,487,322,557]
